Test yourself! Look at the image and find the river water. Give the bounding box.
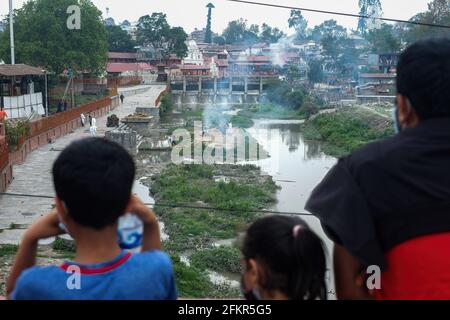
[244,119,338,297]
[139,114,339,297]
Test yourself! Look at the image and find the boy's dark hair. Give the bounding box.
[52,138,135,230]
[397,38,450,120]
[242,216,327,300]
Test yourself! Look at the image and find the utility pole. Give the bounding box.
[9,0,15,65]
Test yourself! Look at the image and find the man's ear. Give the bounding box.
[396,94,420,129]
[245,258,261,289]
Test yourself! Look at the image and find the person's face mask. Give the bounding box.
[392,107,402,134]
[240,274,262,300]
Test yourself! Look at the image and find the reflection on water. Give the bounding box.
[244,119,338,299]
[133,177,169,241]
[245,120,337,212]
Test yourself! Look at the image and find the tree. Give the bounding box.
[107,25,136,52]
[260,23,284,43]
[213,36,226,45]
[288,10,308,41]
[205,3,215,44]
[121,20,131,27]
[406,0,450,44]
[137,13,188,59]
[137,13,170,49]
[222,19,249,44]
[244,24,260,45]
[286,90,305,109]
[167,27,188,58]
[365,23,402,53]
[104,17,115,27]
[0,0,107,75]
[308,60,324,84]
[314,20,348,70]
[358,0,383,34]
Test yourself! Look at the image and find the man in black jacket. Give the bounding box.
[306,38,450,300]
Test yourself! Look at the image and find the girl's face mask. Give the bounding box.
[240,275,262,300]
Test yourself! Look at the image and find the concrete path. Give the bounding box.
[0,85,166,244]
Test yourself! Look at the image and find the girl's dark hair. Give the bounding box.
[242,216,327,300]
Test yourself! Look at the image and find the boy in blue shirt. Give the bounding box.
[6,138,177,300]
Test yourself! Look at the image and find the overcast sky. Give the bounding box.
[1,0,431,34]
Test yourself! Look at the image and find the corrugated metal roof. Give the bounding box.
[0,64,45,76]
[107,63,153,73]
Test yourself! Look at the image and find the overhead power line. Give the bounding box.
[224,0,450,29]
[0,192,314,217]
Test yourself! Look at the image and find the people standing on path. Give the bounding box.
[80,113,86,127]
[120,94,125,104]
[88,114,92,127]
[90,116,97,137]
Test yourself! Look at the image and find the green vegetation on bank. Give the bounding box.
[147,163,278,298]
[302,107,395,158]
[238,103,310,120]
[160,93,174,118]
[191,246,242,274]
[230,114,254,129]
[0,244,18,258]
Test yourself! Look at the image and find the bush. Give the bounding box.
[5,119,30,149]
[230,115,254,128]
[191,246,242,274]
[52,237,76,253]
[303,110,395,157]
[159,93,173,117]
[0,244,18,257]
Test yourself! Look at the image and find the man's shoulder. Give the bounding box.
[342,134,404,172]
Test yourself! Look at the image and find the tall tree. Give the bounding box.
[137,12,188,59]
[308,60,324,84]
[406,0,450,43]
[288,10,308,41]
[106,25,136,52]
[0,0,107,75]
[358,0,383,34]
[260,23,284,43]
[313,20,348,70]
[213,36,226,45]
[167,27,188,58]
[222,19,248,44]
[204,3,215,44]
[366,23,402,53]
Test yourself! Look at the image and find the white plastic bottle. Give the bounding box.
[117,214,144,253]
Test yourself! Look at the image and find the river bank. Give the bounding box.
[301,106,394,158]
[139,164,278,298]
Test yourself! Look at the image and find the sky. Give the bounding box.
[0,0,431,34]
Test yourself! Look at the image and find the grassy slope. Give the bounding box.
[147,164,278,298]
[302,107,395,158]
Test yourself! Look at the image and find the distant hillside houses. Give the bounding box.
[169,38,313,80]
[190,28,218,44]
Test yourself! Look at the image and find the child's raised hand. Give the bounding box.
[126,195,158,225]
[23,210,66,242]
